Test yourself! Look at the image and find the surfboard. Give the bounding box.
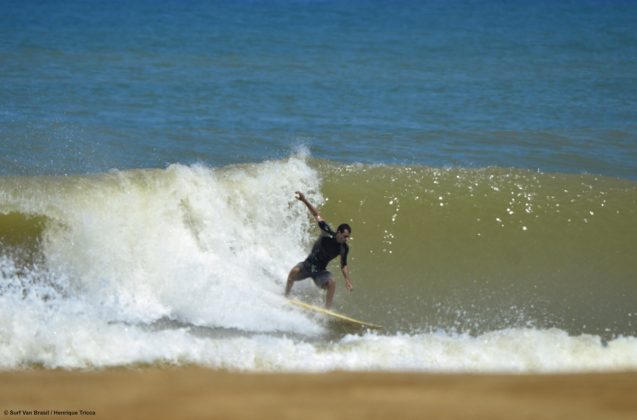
[288,299,383,330]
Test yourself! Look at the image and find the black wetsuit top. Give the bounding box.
[304,221,349,272]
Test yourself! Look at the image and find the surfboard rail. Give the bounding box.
[287,299,383,330]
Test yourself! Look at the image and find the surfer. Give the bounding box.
[285,191,353,308]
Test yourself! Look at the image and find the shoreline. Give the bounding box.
[1,368,636,419]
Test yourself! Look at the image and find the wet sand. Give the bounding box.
[1,369,636,420]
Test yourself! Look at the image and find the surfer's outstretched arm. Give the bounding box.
[295,191,323,222]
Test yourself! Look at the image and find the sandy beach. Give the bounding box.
[1,369,636,420]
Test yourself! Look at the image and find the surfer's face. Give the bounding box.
[335,229,351,244]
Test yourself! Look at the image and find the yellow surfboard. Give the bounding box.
[288,299,383,330]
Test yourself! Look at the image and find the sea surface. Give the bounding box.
[1,0,636,372]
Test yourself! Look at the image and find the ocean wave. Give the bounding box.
[1,155,636,370]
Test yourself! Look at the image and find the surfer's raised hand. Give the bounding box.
[295,191,322,222]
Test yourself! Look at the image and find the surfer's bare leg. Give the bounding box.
[324,278,336,308]
[285,265,303,297]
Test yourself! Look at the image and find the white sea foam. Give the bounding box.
[1,155,322,366]
[3,290,637,371]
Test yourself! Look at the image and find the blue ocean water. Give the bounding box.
[1,0,636,178]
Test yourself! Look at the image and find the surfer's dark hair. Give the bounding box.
[337,223,352,234]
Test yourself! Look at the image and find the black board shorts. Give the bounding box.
[294,261,332,288]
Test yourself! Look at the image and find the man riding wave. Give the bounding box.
[284,192,353,308]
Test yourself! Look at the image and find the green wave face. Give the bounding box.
[317,162,637,336]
